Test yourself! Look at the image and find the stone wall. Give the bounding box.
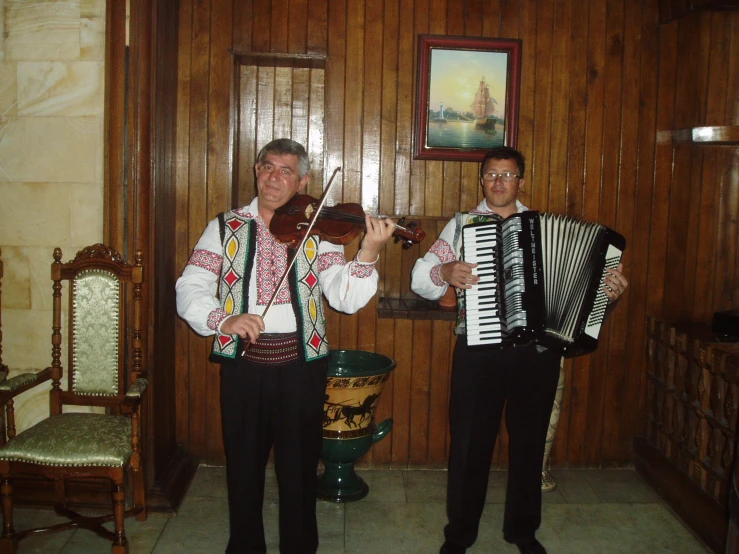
[0,0,106,431]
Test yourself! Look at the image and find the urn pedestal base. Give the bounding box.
[317,351,396,503]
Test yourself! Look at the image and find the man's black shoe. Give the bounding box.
[515,537,547,554]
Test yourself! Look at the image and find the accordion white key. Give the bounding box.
[462,211,626,357]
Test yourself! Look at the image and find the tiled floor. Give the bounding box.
[11,466,711,553]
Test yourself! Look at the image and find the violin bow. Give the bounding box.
[243,166,342,352]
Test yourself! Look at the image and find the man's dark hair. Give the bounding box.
[256,139,310,177]
[479,146,525,180]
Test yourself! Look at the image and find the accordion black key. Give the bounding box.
[462,211,626,357]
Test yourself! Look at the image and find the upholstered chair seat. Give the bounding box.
[0,414,132,467]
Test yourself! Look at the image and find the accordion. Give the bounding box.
[462,211,626,357]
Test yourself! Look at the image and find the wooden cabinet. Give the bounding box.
[636,317,739,553]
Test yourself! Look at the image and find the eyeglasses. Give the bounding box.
[482,172,521,183]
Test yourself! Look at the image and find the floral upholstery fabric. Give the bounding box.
[0,413,132,467]
[0,372,39,392]
[72,270,120,396]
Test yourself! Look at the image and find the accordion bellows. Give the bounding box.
[462,211,626,357]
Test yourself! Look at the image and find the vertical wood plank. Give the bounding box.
[409,320,432,466]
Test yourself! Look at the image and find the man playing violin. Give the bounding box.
[176,138,395,554]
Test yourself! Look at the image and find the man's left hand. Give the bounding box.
[604,263,628,302]
[358,215,396,262]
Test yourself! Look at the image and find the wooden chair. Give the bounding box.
[0,248,9,381]
[0,244,147,554]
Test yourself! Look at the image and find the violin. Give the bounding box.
[270,193,426,249]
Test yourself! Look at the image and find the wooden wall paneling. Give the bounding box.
[410,320,432,466]
[371,317,396,466]
[596,0,625,465]
[205,0,234,464]
[288,0,308,53]
[442,163,461,218]
[393,0,414,218]
[256,67,276,150]
[185,0,213,460]
[424,0,446,218]
[391,319,414,466]
[465,0,484,37]
[274,67,294,139]
[362,0,383,210]
[694,13,732,319]
[574,0,606,467]
[307,0,328,54]
[546,0,571,216]
[232,0,252,51]
[252,0,271,51]
[408,0,429,217]
[715,14,739,311]
[605,0,643,463]
[530,0,554,212]
[174,0,195,450]
[482,0,502,37]
[270,0,289,52]
[308,69,326,196]
[379,0,399,218]
[428,320,454,467]
[630,1,660,439]
[235,65,258,208]
[547,0,574,467]
[516,0,537,190]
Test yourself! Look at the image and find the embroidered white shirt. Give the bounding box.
[176,197,379,336]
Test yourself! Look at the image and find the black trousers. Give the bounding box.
[444,338,561,549]
[220,356,328,554]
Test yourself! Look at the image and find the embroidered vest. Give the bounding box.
[210,211,330,362]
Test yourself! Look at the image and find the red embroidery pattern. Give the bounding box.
[429,238,456,264]
[208,308,230,331]
[350,259,375,279]
[431,265,446,287]
[256,219,290,305]
[317,251,345,273]
[189,249,222,275]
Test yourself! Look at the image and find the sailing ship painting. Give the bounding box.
[471,76,498,129]
[424,48,509,151]
[415,35,521,161]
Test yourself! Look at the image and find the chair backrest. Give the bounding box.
[0,247,6,374]
[50,244,143,412]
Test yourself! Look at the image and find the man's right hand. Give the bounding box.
[440,261,479,289]
[220,314,265,343]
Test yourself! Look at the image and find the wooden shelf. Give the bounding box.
[667,126,739,146]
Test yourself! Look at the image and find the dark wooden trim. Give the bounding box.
[635,437,727,553]
[377,297,457,320]
[229,49,327,68]
[144,446,199,512]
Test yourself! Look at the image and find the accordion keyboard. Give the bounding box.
[463,223,503,346]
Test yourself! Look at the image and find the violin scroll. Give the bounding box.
[394,217,426,249]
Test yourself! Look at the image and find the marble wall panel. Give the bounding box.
[80,0,105,18]
[0,62,17,116]
[1,307,56,371]
[0,116,103,182]
[70,182,103,247]
[0,245,31,310]
[17,61,103,116]
[0,182,72,246]
[80,16,105,61]
[4,0,81,61]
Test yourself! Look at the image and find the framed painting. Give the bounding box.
[413,35,522,162]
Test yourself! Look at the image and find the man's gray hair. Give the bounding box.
[256,139,310,178]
